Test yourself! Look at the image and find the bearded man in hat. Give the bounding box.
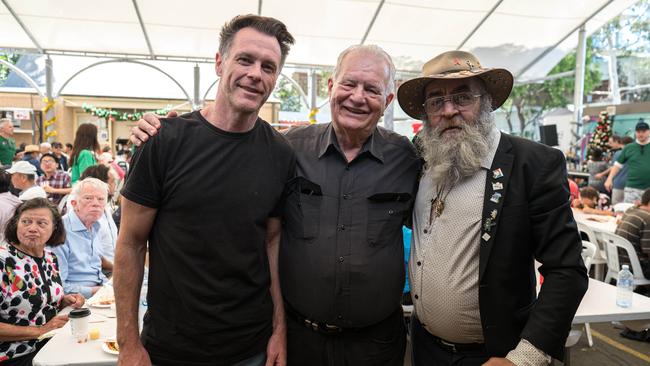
[397,51,587,365]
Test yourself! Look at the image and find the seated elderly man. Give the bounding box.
[7,161,47,201]
[616,188,650,279]
[53,177,109,298]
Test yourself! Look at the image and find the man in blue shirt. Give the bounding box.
[54,177,109,298]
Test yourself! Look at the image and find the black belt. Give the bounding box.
[285,303,344,335]
[430,334,486,354]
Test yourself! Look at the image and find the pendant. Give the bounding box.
[434,199,445,217]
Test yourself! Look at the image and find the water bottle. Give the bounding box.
[616,265,633,308]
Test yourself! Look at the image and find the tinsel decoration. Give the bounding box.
[82,104,171,121]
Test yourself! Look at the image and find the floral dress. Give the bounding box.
[0,245,64,361]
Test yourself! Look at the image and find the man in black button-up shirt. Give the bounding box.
[130,44,421,366]
[280,45,421,366]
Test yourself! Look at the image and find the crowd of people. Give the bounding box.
[0,12,647,366]
[0,118,129,364]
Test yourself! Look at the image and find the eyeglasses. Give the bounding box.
[423,92,482,115]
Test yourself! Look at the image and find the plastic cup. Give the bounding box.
[69,308,91,343]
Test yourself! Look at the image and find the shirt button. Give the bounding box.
[339,256,344,263]
[345,166,350,171]
[388,209,395,215]
[417,261,421,266]
[423,229,428,234]
[339,225,346,231]
[343,194,350,200]
[337,315,343,320]
[414,294,419,300]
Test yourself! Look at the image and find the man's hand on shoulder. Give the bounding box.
[130,111,177,146]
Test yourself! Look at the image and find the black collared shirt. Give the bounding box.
[280,123,421,327]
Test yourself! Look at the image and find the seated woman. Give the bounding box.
[0,198,84,365]
[573,186,614,217]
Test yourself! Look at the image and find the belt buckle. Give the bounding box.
[439,338,457,353]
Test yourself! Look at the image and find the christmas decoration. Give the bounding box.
[588,111,612,157]
[43,98,57,141]
[82,104,171,122]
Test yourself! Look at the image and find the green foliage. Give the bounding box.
[273,77,303,112]
[0,53,20,83]
[503,38,601,135]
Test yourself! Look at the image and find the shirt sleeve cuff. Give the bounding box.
[614,161,624,168]
[505,339,552,366]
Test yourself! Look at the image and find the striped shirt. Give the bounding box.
[615,206,650,278]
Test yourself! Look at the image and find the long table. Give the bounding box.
[35,280,650,365]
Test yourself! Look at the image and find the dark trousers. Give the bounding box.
[287,308,406,366]
[411,316,490,366]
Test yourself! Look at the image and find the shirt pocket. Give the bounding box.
[284,177,322,240]
[366,193,412,247]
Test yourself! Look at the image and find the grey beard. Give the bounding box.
[420,108,494,188]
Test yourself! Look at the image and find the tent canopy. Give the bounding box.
[1,0,636,80]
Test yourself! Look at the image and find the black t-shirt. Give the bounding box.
[122,110,295,365]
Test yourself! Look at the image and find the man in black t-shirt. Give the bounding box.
[114,15,295,366]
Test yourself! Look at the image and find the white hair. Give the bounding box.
[333,44,396,95]
[40,142,52,149]
[70,177,108,201]
[0,118,12,126]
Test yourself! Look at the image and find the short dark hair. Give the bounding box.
[642,189,650,206]
[40,153,57,163]
[51,142,63,149]
[579,186,599,200]
[0,169,11,193]
[4,198,66,247]
[622,136,634,145]
[80,164,110,183]
[219,15,294,67]
[65,143,73,150]
[611,135,622,143]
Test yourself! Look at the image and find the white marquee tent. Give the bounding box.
[0,0,639,108]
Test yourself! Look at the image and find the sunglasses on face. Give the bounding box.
[423,92,482,115]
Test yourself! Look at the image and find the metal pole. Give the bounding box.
[44,57,55,143]
[383,99,394,131]
[572,26,587,160]
[193,64,201,110]
[309,69,318,123]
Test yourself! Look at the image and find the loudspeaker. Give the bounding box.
[539,125,558,146]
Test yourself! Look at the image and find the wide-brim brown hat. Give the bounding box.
[24,144,40,153]
[397,50,513,120]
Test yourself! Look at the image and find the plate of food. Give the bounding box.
[88,299,114,308]
[102,339,119,355]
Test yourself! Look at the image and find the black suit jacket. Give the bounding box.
[477,133,588,360]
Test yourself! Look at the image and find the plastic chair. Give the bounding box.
[576,222,607,280]
[581,241,598,347]
[600,231,650,288]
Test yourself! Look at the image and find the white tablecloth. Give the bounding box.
[572,209,617,234]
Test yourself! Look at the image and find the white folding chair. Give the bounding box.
[600,231,650,288]
[576,222,607,280]
[580,241,598,347]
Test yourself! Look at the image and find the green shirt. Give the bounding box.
[0,136,16,165]
[617,142,650,190]
[70,149,96,183]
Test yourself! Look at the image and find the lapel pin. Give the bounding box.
[490,192,501,203]
[492,168,504,179]
[482,233,491,241]
[490,209,498,219]
[483,218,494,231]
[492,182,503,191]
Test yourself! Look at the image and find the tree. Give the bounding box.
[273,77,303,112]
[0,52,20,84]
[502,39,602,136]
